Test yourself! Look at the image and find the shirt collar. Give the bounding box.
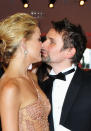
[50,64,77,75]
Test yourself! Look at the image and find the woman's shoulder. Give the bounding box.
[0,78,21,115]
[0,77,21,100]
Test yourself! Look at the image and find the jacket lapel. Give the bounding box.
[60,67,83,125]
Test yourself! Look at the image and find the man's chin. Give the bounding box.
[41,57,47,62]
[41,56,50,63]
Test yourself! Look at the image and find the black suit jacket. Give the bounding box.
[40,67,91,131]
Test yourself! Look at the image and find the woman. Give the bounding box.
[0,13,51,131]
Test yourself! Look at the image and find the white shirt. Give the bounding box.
[28,64,32,70]
[50,65,76,131]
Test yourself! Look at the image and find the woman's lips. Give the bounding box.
[41,49,47,57]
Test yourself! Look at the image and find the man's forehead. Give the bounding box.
[47,28,62,38]
[47,28,57,37]
[48,28,56,33]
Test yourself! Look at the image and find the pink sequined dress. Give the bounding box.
[19,88,51,131]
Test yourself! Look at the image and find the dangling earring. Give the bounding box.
[24,50,28,56]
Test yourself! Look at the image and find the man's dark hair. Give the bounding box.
[51,18,87,64]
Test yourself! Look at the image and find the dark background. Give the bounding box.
[0,0,91,48]
[0,0,91,129]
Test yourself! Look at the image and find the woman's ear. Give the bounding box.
[20,38,28,56]
[20,38,27,50]
[66,47,76,59]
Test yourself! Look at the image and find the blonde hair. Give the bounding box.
[0,13,38,68]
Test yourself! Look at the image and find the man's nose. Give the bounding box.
[42,41,46,48]
[41,42,43,48]
[41,40,44,46]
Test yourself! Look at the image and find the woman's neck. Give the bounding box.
[4,59,29,79]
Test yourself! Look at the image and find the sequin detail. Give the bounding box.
[19,92,51,131]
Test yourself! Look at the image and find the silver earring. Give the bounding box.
[24,50,28,56]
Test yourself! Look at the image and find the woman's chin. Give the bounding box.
[32,57,41,64]
[38,57,42,62]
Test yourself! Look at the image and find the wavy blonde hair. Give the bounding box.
[0,13,38,68]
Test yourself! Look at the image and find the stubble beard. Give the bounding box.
[41,55,51,63]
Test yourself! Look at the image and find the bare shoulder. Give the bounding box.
[0,78,21,108]
[0,78,20,93]
[0,78,21,129]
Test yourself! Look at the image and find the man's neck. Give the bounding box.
[50,62,73,74]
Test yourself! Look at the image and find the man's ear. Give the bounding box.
[66,47,76,59]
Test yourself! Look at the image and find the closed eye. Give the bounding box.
[49,38,56,44]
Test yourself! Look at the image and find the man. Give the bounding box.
[41,18,91,131]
